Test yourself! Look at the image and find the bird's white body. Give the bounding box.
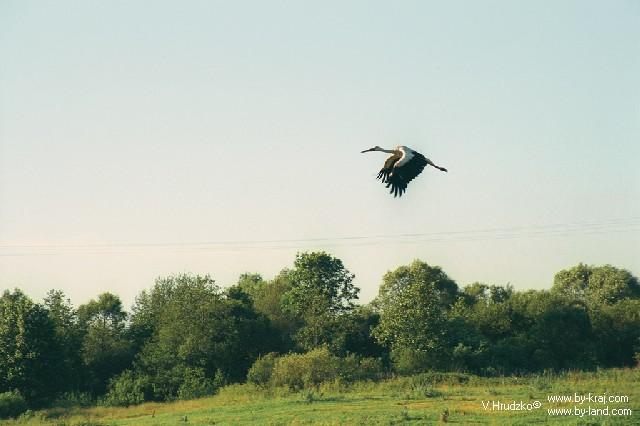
[393,146,415,168]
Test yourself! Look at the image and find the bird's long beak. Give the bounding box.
[361,148,374,153]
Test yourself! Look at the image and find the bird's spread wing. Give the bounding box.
[385,151,428,197]
[376,152,401,184]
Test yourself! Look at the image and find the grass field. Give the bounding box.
[3,368,638,425]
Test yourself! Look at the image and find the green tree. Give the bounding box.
[529,297,594,370]
[225,271,299,352]
[0,289,61,404]
[252,270,300,350]
[133,274,274,401]
[461,282,513,305]
[457,284,516,342]
[77,293,133,395]
[373,260,458,371]
[236,273,265,298]
[336,305,386,358]
[43,290,83,393]
[129,275,192,351]
[224,285,281,377]
[590,299,640,367]
[284,252,359,351]
[463,290,595,373]
[552,264,640,304]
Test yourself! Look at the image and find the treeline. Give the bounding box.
[1,253,639,412]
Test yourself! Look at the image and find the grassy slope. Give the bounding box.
[4,369,639,425]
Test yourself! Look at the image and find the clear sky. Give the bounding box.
[1,0,639,308]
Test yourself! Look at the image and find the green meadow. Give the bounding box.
[3,368,638,425]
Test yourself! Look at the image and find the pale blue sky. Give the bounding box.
[1,0,639,307]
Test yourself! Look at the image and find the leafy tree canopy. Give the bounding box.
[552,263,640,304]
[374,260,459,359]
[283,252,359,350]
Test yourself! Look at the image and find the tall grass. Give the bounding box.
[2,368,638,425]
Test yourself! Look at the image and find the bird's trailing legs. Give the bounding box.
[427,159,447,172]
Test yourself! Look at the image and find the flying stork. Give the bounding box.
[361,145,447,197]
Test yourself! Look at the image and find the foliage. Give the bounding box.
[131,274,273,402]
[552,263,640,304]
[246,353,278,386]
[102,370,149,407]
[0,390,27,419]
[240,270,300,352]
[12,368,640,425]
[177,368,216,400]
[390,348,433,375]
[269,348,384,390]
[0,290,62,404]
[451,288,597,374]
[356,357,385,380]
[337,354,384,381]
[590,299,640,367]
[284,252,359,351]
[271,347,342,389]
[235,273,265,299]
[43,290,83,394]
[374,260,458,370]
[248,350,383,389]
[1,254,639,409]
[52,391,93,408]
[77,293,133,396]
[328,306,386,358]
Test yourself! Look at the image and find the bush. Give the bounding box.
[212,369,227,391]
[272,347,341,389]
[354,357,384,381]
[247,353,278,386]
[256,350,385,389]
[409,372,471,387]
[337,353,359,381]
[103,370,150,406]
[391,348,432,374]
[271,352,311,390]
[338,355,384,382]
[53,391,93,408]
[0,390,28,419]
[177,367,216,400]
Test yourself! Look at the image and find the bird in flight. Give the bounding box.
[361,145,447,197]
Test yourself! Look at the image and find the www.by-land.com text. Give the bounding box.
[481,393,633,418]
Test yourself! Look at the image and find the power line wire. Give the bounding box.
[0,217,638,256]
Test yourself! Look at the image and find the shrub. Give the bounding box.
[53,392,93,408]
[260,350,385,389]
[391,348,432,374]
[271,353,310,389]
[103,370,150,406]
[212,369,227,391]
[339,355,384,382]
[0,390,28,419]
[247,353,278,386]
[338,353,359,381]
[354,357,384,381]
[409,372,471,387]
[272,347,341,389]
[177,367,216,400]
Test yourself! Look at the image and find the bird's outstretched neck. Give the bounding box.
[361,146,397,154]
